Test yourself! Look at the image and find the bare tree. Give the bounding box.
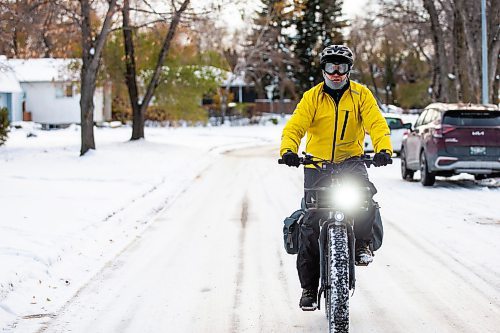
[422,0,450,102]
[0,0,80,58]
[122,0,190,140]
[80,0,119,155]
[350,16,384,101]
[240,0,298,103]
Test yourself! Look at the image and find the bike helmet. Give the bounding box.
[320,45,354,65]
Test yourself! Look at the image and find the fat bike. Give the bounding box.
[279,153,391,333]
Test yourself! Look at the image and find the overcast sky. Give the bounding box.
[343,0,370,19]
[217,0,371,30]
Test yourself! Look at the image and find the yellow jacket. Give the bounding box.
[280,81,392,164]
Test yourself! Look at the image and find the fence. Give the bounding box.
[254,99,297,114]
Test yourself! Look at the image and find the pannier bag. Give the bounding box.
[283,209,304,254]
[371,203,383,251]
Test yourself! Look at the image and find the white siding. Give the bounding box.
[94,86,104,123]
[21,81,104,124]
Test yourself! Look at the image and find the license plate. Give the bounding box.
[470,146,486,155]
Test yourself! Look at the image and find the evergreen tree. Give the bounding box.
[290,0,346,94]
[0,107,9,146]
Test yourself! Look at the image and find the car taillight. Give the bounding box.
[436,157,458,166]
[402,129,410,139]
[433,124,456,138]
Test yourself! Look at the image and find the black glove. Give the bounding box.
[282,150,300,167]
[373,150,391,167]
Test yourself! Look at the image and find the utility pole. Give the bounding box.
[481,0,488,104]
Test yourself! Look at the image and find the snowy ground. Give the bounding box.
[1,121,499,332]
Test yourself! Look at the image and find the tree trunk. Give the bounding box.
[79,0,117,155]
[455,0,481,103]
[122,0,143,139]
[368,63,380,101]
[452,6,464,102]
[422,0,449,102]
[80,65,96,155]
[492,68,499,104]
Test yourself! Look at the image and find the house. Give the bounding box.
[201,69,257,106]
[1,57,111,127]
[0,60,23,121]
[220,71,257,103]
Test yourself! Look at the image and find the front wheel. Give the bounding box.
[326,225,350,333]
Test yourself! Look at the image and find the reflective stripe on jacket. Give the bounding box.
[280,81,392,164]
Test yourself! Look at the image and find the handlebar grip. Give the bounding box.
[278,159,285,164]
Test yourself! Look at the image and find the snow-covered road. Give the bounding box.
[13,144,499,333]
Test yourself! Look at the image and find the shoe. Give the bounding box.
[355,240,373,266]
[299,288,318,311]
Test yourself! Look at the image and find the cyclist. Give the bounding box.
[280,44,392,311]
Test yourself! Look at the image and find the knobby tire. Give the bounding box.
[327,224,350,333]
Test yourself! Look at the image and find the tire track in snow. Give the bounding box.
[33,165,214,333]
[230,196,248,333]
[385,216,500,299]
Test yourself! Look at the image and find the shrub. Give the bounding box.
[0,107,9,146]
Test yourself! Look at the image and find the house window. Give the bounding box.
[55,83,74,98]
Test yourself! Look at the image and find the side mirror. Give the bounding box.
[403,123,412,130]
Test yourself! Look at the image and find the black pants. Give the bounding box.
[297,161,377,290]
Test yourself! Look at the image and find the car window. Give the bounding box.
[443,111,500,126]
[385,117,404,129]
[434,110,442,122]
[415,110,427,127]
[423,109,436,125]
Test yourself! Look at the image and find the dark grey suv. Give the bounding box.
[400,103,500,186]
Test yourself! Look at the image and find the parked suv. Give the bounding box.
[400,103,500,186]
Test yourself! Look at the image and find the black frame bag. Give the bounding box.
[283,209,304,254]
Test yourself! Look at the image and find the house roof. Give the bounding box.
[6,58,80,83]
[202,66,253,87]
[222,72,249,87]
[0,60,22,93]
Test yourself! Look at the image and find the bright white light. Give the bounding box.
[334,212,345,221]
[331,185,363,210]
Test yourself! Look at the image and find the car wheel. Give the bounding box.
[400,148,414,181]
[420,151,435,186]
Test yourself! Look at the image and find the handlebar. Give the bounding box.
[278,152,392,168]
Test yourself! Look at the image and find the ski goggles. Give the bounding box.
[323,62,351,75]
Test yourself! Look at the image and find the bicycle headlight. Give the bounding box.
[334,211,345,221]
[331,184,363,210]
